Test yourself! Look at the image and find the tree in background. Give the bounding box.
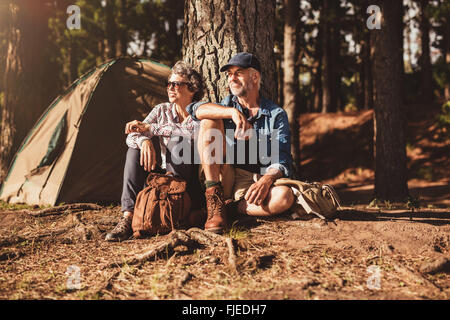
[417,0,434,101]
[0,0,58,181]
[182,0,277,102]
[371,0,409,201]
[283,0,301,176]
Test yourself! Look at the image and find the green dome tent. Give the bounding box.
[0,57,170,206]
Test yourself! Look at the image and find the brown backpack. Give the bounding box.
[132,172,189,238]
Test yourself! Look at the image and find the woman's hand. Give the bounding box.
[125,120,150,134]
[140,139,157,172]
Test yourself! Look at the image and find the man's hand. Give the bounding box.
[125,120,150,134]
[244,169,282,206]
[231,109,253,140]
[140,139,156,172]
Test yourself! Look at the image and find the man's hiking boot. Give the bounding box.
[105,215,133,241]
[204,185,227,234]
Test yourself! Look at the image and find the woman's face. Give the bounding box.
[167,73,195,104]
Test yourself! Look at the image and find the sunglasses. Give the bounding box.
[167,81,189,89]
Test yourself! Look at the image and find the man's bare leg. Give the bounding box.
[198,119,228,233]
[237,186,295,216]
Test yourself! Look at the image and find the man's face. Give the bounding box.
[226,66,254,97]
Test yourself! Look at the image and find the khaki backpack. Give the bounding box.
[274,178,341,220]
[132,172,190,238]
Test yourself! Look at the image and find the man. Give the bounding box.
[187,52,295,234]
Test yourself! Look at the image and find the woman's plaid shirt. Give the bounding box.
[126,102,199,169]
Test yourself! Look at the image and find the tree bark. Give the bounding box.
[321,0,339,113]
[371,0,409,201]
[313,22,323,113]
[418,0,434,101]
[119,0,129,57]
[445,17,450,101]
[362,31,373,109]
[0,0,53,181]
[182,0,277,103]
[283,0,300,176]
[105,0,117,59]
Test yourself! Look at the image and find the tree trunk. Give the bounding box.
[371,0,409,201]
[68,38,79,84]
[362,31,374,109]
[0,0,53,182]
[182,0,277,102]
[119,0,129,57]
[313,23,323,113]
[105,0,117,59]
[283,0,300,177]
[321,0,339,113]
[445,17,450,101]
[418,0,434,101]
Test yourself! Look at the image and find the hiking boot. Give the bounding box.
[204,185,227,234]
[105,215,133,242]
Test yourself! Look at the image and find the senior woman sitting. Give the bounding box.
[105,61,205,241]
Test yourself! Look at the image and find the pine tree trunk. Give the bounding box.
[0,0,53,181]
[418,0,433,101]
[321,0,338,113]
[445,19,450,101]
[442,2,450,101]
[182,0,277,102]
[313,24,323,113]
[283,0,300,176]
[105,0,117,59]
[119,0,129,57]
[362,31,373,109]
[371,0,408,201]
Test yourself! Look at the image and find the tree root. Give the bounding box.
[106,228,236,270]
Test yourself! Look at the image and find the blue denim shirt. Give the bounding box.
[186,95,292,177]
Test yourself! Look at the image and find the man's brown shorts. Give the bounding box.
[199,165,261,201]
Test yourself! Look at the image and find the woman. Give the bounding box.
[105,61,205,241]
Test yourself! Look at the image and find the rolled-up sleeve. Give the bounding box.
[125,104,161,149]
[186,101,208,121]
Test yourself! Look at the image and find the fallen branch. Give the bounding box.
[0,227,70,247]
[27,203,103,217]
[226,237,238,273]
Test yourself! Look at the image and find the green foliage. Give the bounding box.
[435,101,450,136]
[46,0,183,88]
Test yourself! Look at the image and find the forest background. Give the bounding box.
[0,0,449,202]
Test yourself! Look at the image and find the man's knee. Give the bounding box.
[268,186,295,214]
[199,118,224,131]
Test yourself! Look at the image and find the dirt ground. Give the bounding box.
[0,103,448,300]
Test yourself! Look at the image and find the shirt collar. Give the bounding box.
[231,95,270,119]
[170,103,179,122]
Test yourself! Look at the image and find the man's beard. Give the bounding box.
[230,81,253,97]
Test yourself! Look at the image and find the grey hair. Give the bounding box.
[249,67,261,91]
[170,61,205,101]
